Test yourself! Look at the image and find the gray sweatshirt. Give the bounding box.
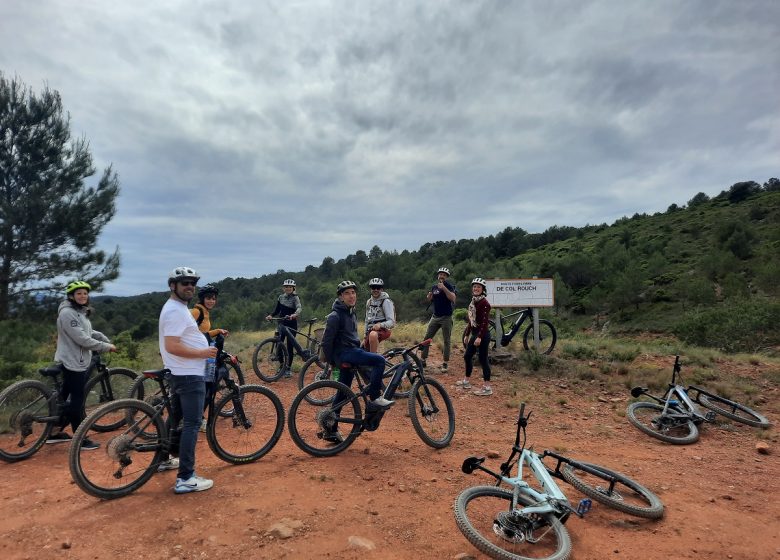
[54,300,112,371]
[364,291,396,333]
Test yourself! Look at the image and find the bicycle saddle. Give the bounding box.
[142,368,170,379]
[39,365,63,378]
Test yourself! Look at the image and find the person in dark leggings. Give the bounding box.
[459,278,493,396]
[49,281,116,449]
[265,279,305,378]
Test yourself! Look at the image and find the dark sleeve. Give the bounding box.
[478,300,491,338]
[321,313,339,364]
[270,300,282,317]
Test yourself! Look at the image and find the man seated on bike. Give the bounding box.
[363,278,396,353]
[265,279,308,378]
[49,281,117,449]
[321,281,394,442]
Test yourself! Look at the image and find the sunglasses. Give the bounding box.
[370,286,382,290]
[178,280,197,287]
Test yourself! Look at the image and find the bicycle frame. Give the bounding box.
[272,318,321,356]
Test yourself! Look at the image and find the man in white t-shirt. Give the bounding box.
[158,266,217,494]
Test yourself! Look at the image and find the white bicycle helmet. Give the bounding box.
[168,266,200,283]
[283,279,296,287]
[336,280,357,294]
[437,267,451,276]
[471,277,487,290]
[368,278,384,288]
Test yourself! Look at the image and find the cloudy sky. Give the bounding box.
[2,1,778,296]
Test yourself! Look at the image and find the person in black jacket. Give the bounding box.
[321,281,394,418]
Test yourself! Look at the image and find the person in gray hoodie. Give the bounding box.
[364,278,396,353]
[49,281,116,448]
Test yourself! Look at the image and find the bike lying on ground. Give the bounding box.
[489,308,557,355]
[252,317,323,382]
[0,354,138,462]
[287,339,455,457]
[454,403,664,560]
[68,335,285,499]
[627,356,771,445]
[297,344,425,400]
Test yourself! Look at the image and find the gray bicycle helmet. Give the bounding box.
[168,266,200,283]
[437,267,451,276]
[336,280,357,294]
[368,278,384,288]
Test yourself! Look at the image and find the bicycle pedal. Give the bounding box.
[704,411,717,422]
[577,499,592,516]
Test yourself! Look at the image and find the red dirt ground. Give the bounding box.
[1,346,778,560]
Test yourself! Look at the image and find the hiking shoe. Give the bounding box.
[473,386,493,396]
[174,475,213,494]
[80,438,100,450]
[440,362,448,372]
[370,396,395,409]
[46,431,72,444]
[455,379,472,389]
[199,419,207,433]
[157,457,179,472]
[283,369,292,379]
[321,430,344,444]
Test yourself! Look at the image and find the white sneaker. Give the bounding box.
[174,475,213,494]
[157,457,179,472]
[199,419,207,433]
[371,396,395,409]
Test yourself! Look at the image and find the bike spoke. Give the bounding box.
[0,381,52,462]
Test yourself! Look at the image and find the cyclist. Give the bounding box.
[191,284,229,342]
[419,267,457,372]
[320,280,394,443]
[158,266,217,494]
[459,278,493,396]
[363,278,396,353]
[265,279,308,378]
[48,281,117,449]
[191,283,229,432]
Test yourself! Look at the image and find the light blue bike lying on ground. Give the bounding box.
[454,403,664,560]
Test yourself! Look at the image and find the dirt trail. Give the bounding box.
[1,347,778,560]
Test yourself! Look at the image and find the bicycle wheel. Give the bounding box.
[84,368,139,432]
[287,380,362,457]
[454,485,572,560]
[216,361,246,417]
[561,461,664,519]
[522,320,557,355]
[695,392,770,428]
[207,385,284,463]
[69,399,166,500]
[252,337,288,382]
[127,376,169,438]
[408,377,455,448]
[383,350,423,399]
[297,355,335,405]
[626,402,699,444]
[0,380,54,462]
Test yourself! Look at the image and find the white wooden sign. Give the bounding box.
[485,278,554,307]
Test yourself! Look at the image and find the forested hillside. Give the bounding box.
[2,180,779,383]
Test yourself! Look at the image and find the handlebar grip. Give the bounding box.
[519,402,526,418]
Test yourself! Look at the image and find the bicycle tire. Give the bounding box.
[488,319,498,349]
[0,380,54,463]
[207,384,284,463]
[252,337,288,382]
[695,392,770,428]
[522,320,557,355]
[84,368,139,432]
[454,485,571,560]
[69,398,166,500]
[561,461,664,519]
[216,361,246,417]
[287,379,362,457]
[297,355,335,405]
[626,401,699,444]
[408,377,455,448]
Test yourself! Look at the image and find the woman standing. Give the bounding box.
[458,278,492,396]
[265,279,305,378]
[49,281,116,448]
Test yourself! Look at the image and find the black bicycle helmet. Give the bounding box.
[198,284,219,301]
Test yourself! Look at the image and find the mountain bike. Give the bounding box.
[0,354,138,463]
[297,344,425,400]
[488,308,557,354]
[627,356,770,444]
[454,403,664,560]
[252,318,323,382]
[287,339,455,456]
[68,335,285,499]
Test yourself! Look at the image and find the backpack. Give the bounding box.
[194,305,205,326]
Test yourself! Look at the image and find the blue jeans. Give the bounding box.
[337,347,387,400]
[169,375,206,480]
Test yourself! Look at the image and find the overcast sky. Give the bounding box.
[2,1,778,296]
